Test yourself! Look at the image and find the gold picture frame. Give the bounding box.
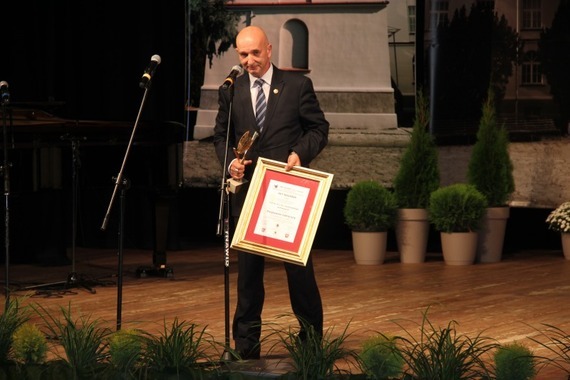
[230,157,333,266]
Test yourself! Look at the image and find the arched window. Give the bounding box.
[279,20,309,71]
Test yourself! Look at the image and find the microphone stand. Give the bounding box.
[101,81,151,332]
[20,133,103,295]
[1,100,12,311]
[59,133,100,293]
[217,84,235,362]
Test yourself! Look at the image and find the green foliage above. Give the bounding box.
[428,183,488,232]
[188,0,240,66]
[343,180,398,232]
[494,342,536,380]
[358,334,404,380]
[539,0,570,131]
[430,2,520,121]
[467,88,515,206]
[187,0,240,107]
[393,90,440,208]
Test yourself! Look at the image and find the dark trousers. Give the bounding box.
[232,250,323,355]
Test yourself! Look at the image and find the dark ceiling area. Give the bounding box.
[0,2,194,262]
[2,1,187,125]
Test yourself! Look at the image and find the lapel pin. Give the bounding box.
[273,89,279,94]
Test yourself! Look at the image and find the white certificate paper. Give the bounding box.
[253,179,309,243]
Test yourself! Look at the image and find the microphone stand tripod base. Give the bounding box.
[66,272,97,294]
[136,264,174,278]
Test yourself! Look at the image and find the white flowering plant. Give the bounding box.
[545,202,570,233]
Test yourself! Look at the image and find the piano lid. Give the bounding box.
[0,108,185,146]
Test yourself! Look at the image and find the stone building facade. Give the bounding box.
[182,134,570,209]
[183,0,569,211]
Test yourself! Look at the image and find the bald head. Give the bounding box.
[237,26,269,46]
[235,26,272,78]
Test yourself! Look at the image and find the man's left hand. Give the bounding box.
[285,152,301,171]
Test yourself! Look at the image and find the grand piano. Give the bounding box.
[0,106,186,266]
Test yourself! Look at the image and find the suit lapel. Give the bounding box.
[265,68,283,133]
[235,78,257,131]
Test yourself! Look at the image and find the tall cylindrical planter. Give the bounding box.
[561,233,570,260]
[351,231,387,265]
[441,231,478,265]
[396,208,429,264]
[476,207,510,263]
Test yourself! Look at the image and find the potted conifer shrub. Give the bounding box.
[343,180,398,265]
[393,90,440,263]
[428,183,487,265]
[467,88,515,263]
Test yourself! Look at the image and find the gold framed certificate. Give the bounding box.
[231,157,333,266]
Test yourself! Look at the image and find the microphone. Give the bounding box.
[139,54,161,89]
[0,81,9,105]
[221,65,244,89]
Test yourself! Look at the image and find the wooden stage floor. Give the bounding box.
[2,243,570,379]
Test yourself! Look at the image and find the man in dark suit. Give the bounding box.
[213,25,329,360]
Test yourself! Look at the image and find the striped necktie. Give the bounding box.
[254,79,267,131]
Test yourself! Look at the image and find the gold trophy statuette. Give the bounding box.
[227,130,259,193]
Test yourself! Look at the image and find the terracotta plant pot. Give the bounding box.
[351,231,388,265]
[396,208,430,264]
[476,207,510,263]
[441,231,478,265]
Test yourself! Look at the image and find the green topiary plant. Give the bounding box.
[393,89,440,209]
[343,180,398,232]
[11,322,48,365]
[493,342,536,380]
[108,328,144,378]
[358,333,404,380]
[428,183,488,233]
[467,87,514,207]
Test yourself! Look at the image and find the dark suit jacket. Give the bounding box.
[213,65,329,216]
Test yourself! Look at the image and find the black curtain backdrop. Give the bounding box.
[0,2,189,263]
[2,1,186,123]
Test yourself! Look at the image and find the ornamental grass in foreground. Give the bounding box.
[0,299,569,379]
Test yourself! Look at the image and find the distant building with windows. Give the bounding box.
[387,0,560,131]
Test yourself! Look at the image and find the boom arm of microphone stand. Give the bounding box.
[100,88,149,231]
